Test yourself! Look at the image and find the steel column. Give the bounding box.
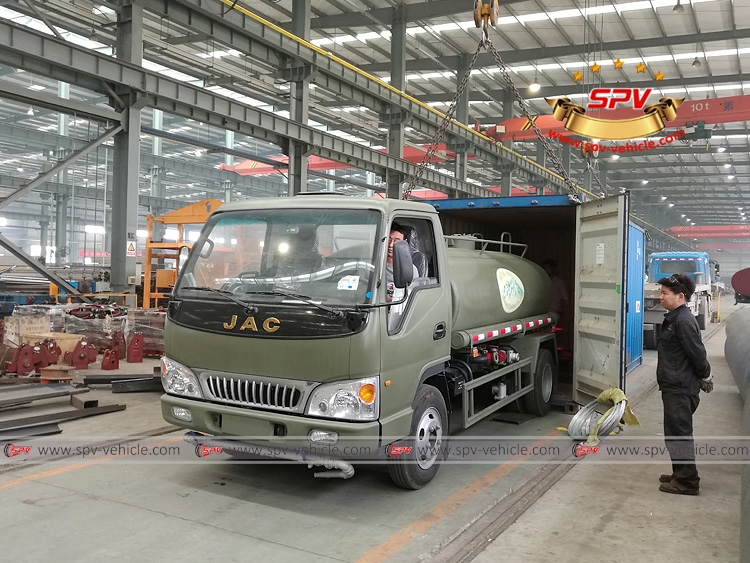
[386,4,407,199]
[111,2,143,293]
[287,0,312,196]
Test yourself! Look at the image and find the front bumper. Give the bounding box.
[161,394,382,448]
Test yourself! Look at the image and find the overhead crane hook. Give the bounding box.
[473,0,499,44]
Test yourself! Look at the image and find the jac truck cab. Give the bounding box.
[161,194,638,488]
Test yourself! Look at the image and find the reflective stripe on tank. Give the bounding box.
[469,317,553,344]
[472,323,524,342]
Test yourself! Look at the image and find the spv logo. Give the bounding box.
[587,88,653,110]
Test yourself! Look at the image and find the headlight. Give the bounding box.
[161,356,203,399]
[306,376,379,421]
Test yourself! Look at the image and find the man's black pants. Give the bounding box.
[661,391,700,488]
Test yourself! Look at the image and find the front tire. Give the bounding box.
[522,349,555,416]
[388,385,448,490]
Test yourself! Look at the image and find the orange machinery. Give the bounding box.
[142,199,223,308]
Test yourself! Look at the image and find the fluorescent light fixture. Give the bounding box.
[26,107,34,116]
[691,57,701,67]
[187,231,200,242]
[724,162,732,168]
[612,154,620,160]
[728,174,735,179]
[661,195,667,200]
[673,0,685,12]
[642,180,649,185]
[669,203,675,207]
[84,224,106,234]
[136,229,148,238]
[0,217,6,226]
[164,228,179,241]
[717,145,726,152]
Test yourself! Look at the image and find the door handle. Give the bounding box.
[433,322,447,340]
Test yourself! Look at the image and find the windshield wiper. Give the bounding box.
[244,289,343,319]
[180,286,258,315]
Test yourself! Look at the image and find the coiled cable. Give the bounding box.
[568,399,627,441]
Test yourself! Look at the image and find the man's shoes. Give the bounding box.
[659,473,673,483]
[659,478,699,495]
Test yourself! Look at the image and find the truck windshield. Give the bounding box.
[175,209,380,307]
[654,260,698,274]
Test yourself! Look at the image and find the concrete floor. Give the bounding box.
[0,298,744,563]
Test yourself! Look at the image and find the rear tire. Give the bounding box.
[388,385,448,490]
[644,328,658,350]
[522,349,555,416]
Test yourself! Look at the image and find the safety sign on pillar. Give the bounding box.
[126,241,136,257]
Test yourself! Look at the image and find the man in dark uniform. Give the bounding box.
[656,273,713,495]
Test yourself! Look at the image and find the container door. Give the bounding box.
[625,223,645,373]
[573,194,629,403]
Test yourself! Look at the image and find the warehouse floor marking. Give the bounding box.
[0,437,179,490]
[356,428,563,563]
[0,458,113,490]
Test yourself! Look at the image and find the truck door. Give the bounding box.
[573,194,630,403]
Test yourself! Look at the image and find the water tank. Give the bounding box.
[445,246,552,334]
[731,268,750,296]
[725,308,750,403]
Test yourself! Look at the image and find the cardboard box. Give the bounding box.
[2,314,51,347]
[22,332,82,356]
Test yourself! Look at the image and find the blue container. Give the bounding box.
[625,222,645,372]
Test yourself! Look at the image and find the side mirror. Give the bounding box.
[392,240,414,289]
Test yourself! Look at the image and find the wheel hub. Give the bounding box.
[415,406,443,470]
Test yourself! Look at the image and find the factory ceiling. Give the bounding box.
[0,0,748,261]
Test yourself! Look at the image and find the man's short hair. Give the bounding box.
[390,223,408,238]
[657,273,696,301]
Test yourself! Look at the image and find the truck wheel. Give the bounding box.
[388,385,448,490]
[644,329,658,350]
[697,296,710,330]
[522,349,555,417]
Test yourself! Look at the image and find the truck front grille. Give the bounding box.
[205,376,304,411]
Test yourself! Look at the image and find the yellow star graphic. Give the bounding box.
[590,62,601,73]
[636,61,647,73]
[572,70,584,82]
[614,58,624,69]
[655,70,665,81]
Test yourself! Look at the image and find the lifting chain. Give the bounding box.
[402,40,484,200]
[404,8,581,202]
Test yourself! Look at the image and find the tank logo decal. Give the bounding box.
[222,315,281,333]
[495,268,525,313]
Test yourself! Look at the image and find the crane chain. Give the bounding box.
[402,40,484,200]
[403,32,582,202]
[483,39,580,201]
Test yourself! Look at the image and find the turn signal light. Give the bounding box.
[359,383,376,404]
